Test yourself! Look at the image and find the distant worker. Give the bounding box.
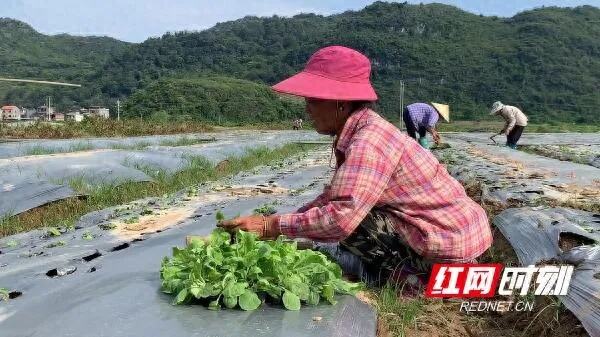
[402,102,449,148]
[489,101,528,149]
[292,118,303,130]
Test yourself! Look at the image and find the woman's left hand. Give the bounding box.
[217,215,279,239]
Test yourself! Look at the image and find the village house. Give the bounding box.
[35,106,55,121]
[81,106,110,119]
[65,111,84,122]
[21,108,37,119]
[1,105,22,120]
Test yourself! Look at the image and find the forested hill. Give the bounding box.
[1,2,599,123]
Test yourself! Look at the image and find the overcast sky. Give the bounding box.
[2,0,599,42]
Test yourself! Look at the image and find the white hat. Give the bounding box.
[490,101,504,115]
[430,102,450,122]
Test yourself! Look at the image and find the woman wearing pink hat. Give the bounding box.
[220,46,492,284]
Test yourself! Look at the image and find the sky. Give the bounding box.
[1,0,599,42]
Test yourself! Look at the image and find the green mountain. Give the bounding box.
[1,2,599,123]
[0,18,130,107]
[122,76,304,123]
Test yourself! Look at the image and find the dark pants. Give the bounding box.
[340,210,432,286]
[403,108,427,140]
[506,125,525,148]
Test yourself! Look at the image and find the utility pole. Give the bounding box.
[399,81,405,131]
[47,96,52,121]
[117,99,121,121]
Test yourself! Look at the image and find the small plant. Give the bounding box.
[99,222,117,230]
[140,208,154,216]
[82,232,94,241]
[46,240,66,248]
[160,229,361,311]
[47,227,62,237]
[253,204,277,216]
[0,288,9,301]
[215,211,225,223]
[186,187,198,198]
[124,216,140,224]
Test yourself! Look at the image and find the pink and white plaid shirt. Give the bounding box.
[278,108,492,262]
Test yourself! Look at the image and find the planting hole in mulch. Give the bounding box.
[82,251,102,262]
[559,232,595,251]
[46,266,76,278]
[9,291,22,299]
[111,243,130,252]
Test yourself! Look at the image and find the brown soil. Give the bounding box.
[114,207,193,240]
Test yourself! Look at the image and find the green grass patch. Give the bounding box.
[110,141,153,150]
[25,142,95,156]
[158,136,216,147]
[0,143,317,237]
[373,284,426,336]
[1,117,214,139]
[437,120,600,133]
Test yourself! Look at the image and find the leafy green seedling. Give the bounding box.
[215,211,225,223]
[0,288,9,301]
[253,204,277,216]
[99,222,117,230]
[46,240,66,248]
[82,232,94,241]
[47,227,61,237]
[124,216,140,224]
[140,208,153,215]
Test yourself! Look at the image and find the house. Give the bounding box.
[21,108,37,119]
[65,111,84,122]
[80,106,110,119]
[36,106,55,120]
[1,105,22,120]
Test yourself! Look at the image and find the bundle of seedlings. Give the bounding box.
[160,228,361,310]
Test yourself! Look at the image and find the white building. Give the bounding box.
[65,111,84,122]
[1,105,22,120]
[82,106,110,119]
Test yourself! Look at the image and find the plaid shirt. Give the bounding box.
[406,103,439,129]
[278,109,492,262]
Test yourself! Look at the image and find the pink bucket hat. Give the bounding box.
[272,46,377,101]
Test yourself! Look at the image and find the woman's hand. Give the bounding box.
[217,215,280,239]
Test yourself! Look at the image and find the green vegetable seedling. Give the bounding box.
[0,288,9,301]
[47,227,61,237]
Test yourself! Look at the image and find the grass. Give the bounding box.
[25,142,95,156]
[519,145,593,166]
[437,120,600,133]
[0,117,213,139]
[158,136,216,147]
[0,143,317,237]
[110,141,153,150]
[373,284,426,337]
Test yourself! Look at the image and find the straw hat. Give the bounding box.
[430,102,450,122]
[272,46,377,101]
[490,101,504,115]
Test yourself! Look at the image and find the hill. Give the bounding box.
[121,76,304,123]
